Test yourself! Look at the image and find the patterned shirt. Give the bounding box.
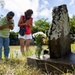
[0,16,14,38]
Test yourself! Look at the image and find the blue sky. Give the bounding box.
[0,0,75,32]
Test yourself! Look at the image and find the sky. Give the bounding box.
[0,0,75,32]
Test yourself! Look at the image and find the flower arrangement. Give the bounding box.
[33,32,46,58]
[33,32,46,46]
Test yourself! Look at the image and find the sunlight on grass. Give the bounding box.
[0,45,75,75]
[0,46,44,75]
[2,46,36,59]
[0,58,44,75]
[71,44,75,51]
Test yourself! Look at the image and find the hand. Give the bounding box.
[7,21,13,26]
[25,20,30,25]
[9,25,13,30]
[20,19,30,26]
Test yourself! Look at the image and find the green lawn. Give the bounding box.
[0,45,75,75]
[0,45,46,75]
[9,44,75,56]
[8,45,48,59]
[71,44,75,51]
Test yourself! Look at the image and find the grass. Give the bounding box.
[0,58,45,75]
[0,45,75,75]
[71,44,75,51]
[0,45,47,75]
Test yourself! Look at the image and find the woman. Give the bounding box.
[18,9,33,56]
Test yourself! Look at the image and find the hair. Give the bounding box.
[7,11,15,17]
[25,9,33,16]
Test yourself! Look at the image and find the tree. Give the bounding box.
[32,18,51,33]
[70,15,75,34]
[0,0,5,8]
[0,0,5,19]
[9,32,19,45]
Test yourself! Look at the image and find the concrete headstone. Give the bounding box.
[48,4,71,58]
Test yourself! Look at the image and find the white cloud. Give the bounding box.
[3,0,52,21]
[1,0,75,32]
[69,13,73,18]
[43,0,49,5]
[69,0,75,5]
[4,0,39,17]
[39,8,49,17]
[0,0,5,8]
[38,7,52,23]
[2,0,41,32]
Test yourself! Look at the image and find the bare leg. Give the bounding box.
[19,38,25,56]
[25,39,31,52]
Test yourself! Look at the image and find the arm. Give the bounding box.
[0,21,13,30]
[9,20,14,30]
[25,18,33,27]
[9,24,14,30]
[18,16,26,27]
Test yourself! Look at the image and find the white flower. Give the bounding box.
[33,31,46,38]
[33,32,47,46]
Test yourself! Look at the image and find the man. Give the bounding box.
[0,11,15,59]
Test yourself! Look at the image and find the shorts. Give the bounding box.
[18,34,32,40]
